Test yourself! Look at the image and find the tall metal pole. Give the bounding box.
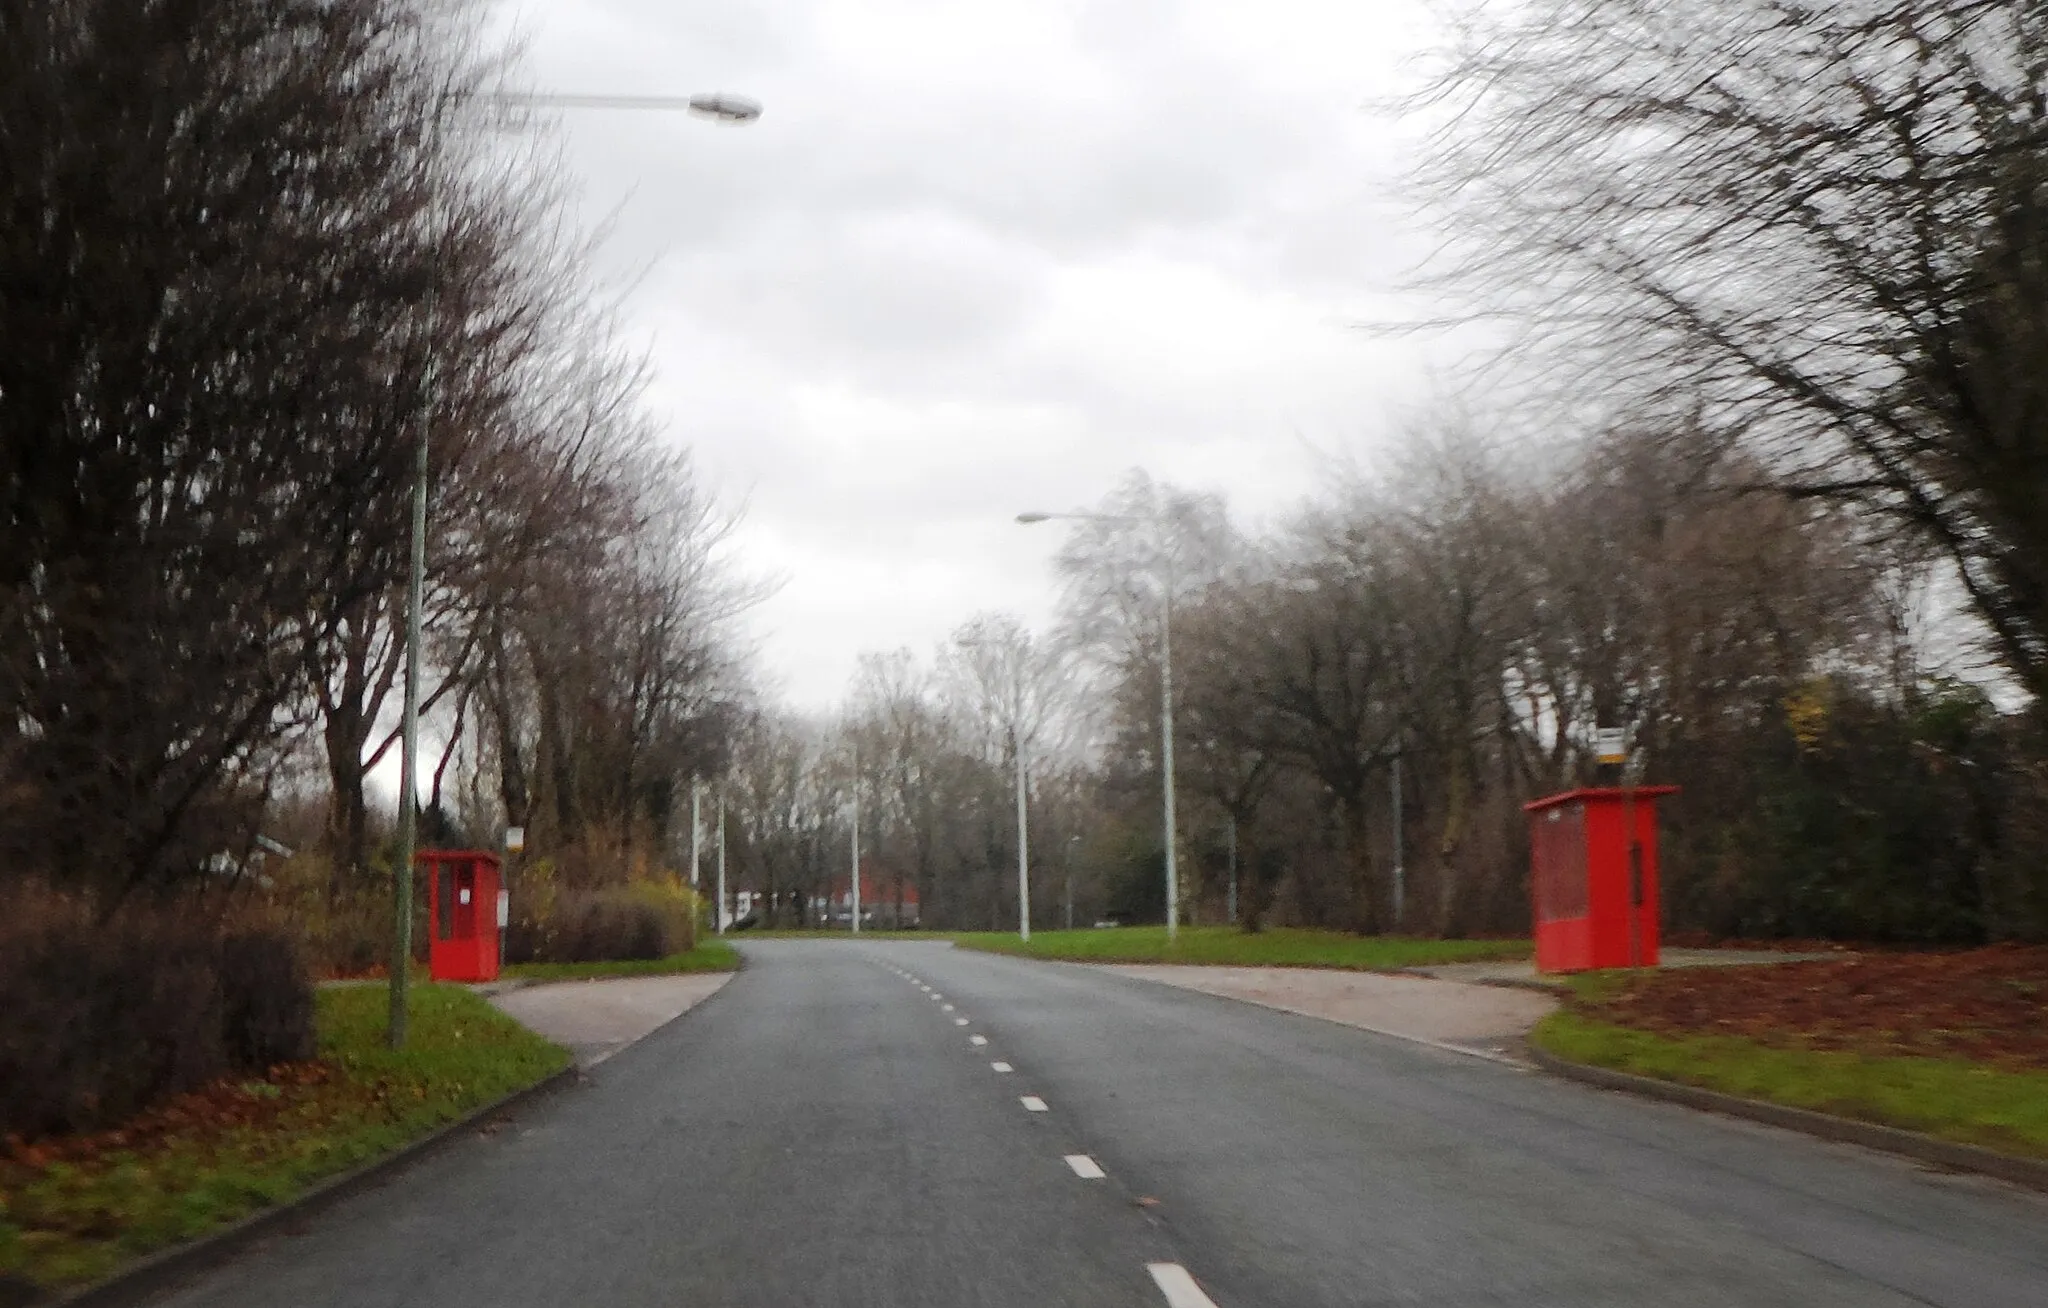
[1014,725,1031,941]
[1226,814,1238,926]
[850,747,862,934]
[1391,742,1405,931]
[690,776,702,890]
[715,790,728,935]
[1065,835,1078,931]
[380,87,760,1048]
[1161,565,1179,941]
[388,288,434,1050]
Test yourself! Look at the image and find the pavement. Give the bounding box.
[1096,963,1554,1062]
[1415,946,1849,988]
[145,940,2048,1308]
[487,972,733,1066]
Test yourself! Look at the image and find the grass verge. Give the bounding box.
[501,939,741,982]
[735,928,938,941]
[0,985,568,1295]
[1532,1009,2048,1161]
[951,925,1530,969]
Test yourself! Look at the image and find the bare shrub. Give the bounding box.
[0,887,314,1140]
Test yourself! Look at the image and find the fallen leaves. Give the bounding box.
[1577,944,2048,1069]
[2,985,569,1293]
[4,1062,336,1173]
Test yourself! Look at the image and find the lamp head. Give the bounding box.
[688,92,763,122]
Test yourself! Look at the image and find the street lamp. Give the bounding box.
[1016,509,1180,941]
[849,743,861,935]
[1066,833,1080,931]
[387,88,758,1050]
[499,91,763,121]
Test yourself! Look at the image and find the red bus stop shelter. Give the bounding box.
[1525,787,1678,974]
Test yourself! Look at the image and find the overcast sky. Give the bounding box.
[487,0,1468,713]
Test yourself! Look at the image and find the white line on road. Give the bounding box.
[1147,1263,1220,1308]
[942,1003,954,1011]
[1064,1154,1105,1179]
[954,1017,970,1026]
[991,1061,1012,1072]
[970,1035,988,1046]
[1020,1095,1048,1112]
[930,993,944,1001]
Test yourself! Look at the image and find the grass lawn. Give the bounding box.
[501,939,741,981]
[736,930,940,942]
[951,925,1530,969]
[0,985,568,1295]
[1533,1009,2048,1160]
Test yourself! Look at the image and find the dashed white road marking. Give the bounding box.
[990,1061,1012,1072]
[954,1017,970,1026]
[1147,1263,1220,1308]
[970,1035,988,1046]
[930,993,944,1001]
[1064,1154,1105,1179]
[1020,1095,1048,1112]
[942,1003,955,1011]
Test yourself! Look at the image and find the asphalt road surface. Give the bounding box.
[155,940,2048,1307]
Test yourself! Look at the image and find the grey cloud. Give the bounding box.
[499,0,1460,707]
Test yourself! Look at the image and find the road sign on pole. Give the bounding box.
[1595,727,1630,767]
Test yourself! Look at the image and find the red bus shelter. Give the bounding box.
[421,849,504,983]
[1525,787,1677,973]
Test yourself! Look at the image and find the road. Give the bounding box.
[156,940,2048,1307]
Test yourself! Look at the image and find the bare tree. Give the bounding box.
[1418,0,2048,694]
[0,0,482,894]
[1052,469,1236,682]
[940,613,1076,929]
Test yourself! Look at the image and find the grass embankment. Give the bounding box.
[952,925,1531,969]
[0,985,568,1294]
[501,939,742,982]
[1532,950,2048,1161]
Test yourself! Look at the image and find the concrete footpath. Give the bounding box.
[1096,964,1557,1063]
[1098,948,1848,1064]
[1413,946,1848,988]
[488,972,733,1066]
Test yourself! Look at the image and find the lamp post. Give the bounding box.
[387,88,758,1048]
[690,776,702,890]
[850,744,862,935]
[716,788,729,935]
[955,633,1034,941]
[1013,726,1029,940]
[1017,509,1179,941]
[1225,814,1238,926]
[1066,833,1080,931]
